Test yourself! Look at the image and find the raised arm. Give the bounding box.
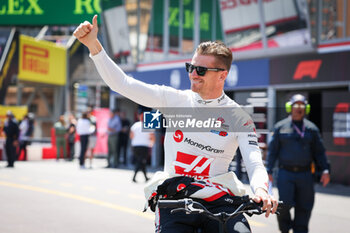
[73,16,183,108]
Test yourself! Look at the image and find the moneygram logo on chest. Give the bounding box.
[173,130,224,154]
[173,130,184,142]
[183,137,224,154]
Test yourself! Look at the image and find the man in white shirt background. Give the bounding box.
[130,109,155,183]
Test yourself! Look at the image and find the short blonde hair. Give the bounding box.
[195,41,233,71]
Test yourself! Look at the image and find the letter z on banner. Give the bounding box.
[173,152,214,178]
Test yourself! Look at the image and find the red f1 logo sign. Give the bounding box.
[173,152,214,178]
[293,60,322,80]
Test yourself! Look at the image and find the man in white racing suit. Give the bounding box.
[74,15,278,233]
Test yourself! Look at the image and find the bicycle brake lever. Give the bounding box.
[171,208,189,214]
[171,207,203,215]
[245,209,264,217]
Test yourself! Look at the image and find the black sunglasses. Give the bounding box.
[185,63,225,76]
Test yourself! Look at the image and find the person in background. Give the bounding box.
[107,109,121,168]
[117,111,131,166]
[267,94,330,233]
[27,113,35,138]
[18,114,30,161]
[3,110,19,168]
[67,114,77,161]
[234,148,243,180]
[87,110,97,168]
[54,115,67,160]
[130,111,155,182]
[76,112,91,169]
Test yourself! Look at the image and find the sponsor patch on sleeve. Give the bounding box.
[248,140,258,146]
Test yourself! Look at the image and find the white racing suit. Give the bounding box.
[90,49,268,208]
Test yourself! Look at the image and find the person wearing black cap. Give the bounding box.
[267,94,330,233]
[3,110,19,167]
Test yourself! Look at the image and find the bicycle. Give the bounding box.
[158,195,283,233]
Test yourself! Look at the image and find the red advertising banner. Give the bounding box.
[322,91,350,185]
[92,108,110,155]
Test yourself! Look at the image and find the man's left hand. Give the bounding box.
[253,187,278,217]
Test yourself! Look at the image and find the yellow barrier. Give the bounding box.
[0,105,28,122]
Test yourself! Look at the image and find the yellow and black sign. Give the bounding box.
[0,105,28,122]
[18,35,67,86]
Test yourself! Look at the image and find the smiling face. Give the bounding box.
[189,53,227,100]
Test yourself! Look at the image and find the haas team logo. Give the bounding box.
[173,130,184,143]
[173,152,214,178]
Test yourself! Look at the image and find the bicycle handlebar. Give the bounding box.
[158,197,284,217]
[158,198,283,210]
[158,197,284,233]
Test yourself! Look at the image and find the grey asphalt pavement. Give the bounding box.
[0,159,349,233]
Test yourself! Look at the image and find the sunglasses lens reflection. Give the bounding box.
[185,63,207,76]
[196,67,206,76]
